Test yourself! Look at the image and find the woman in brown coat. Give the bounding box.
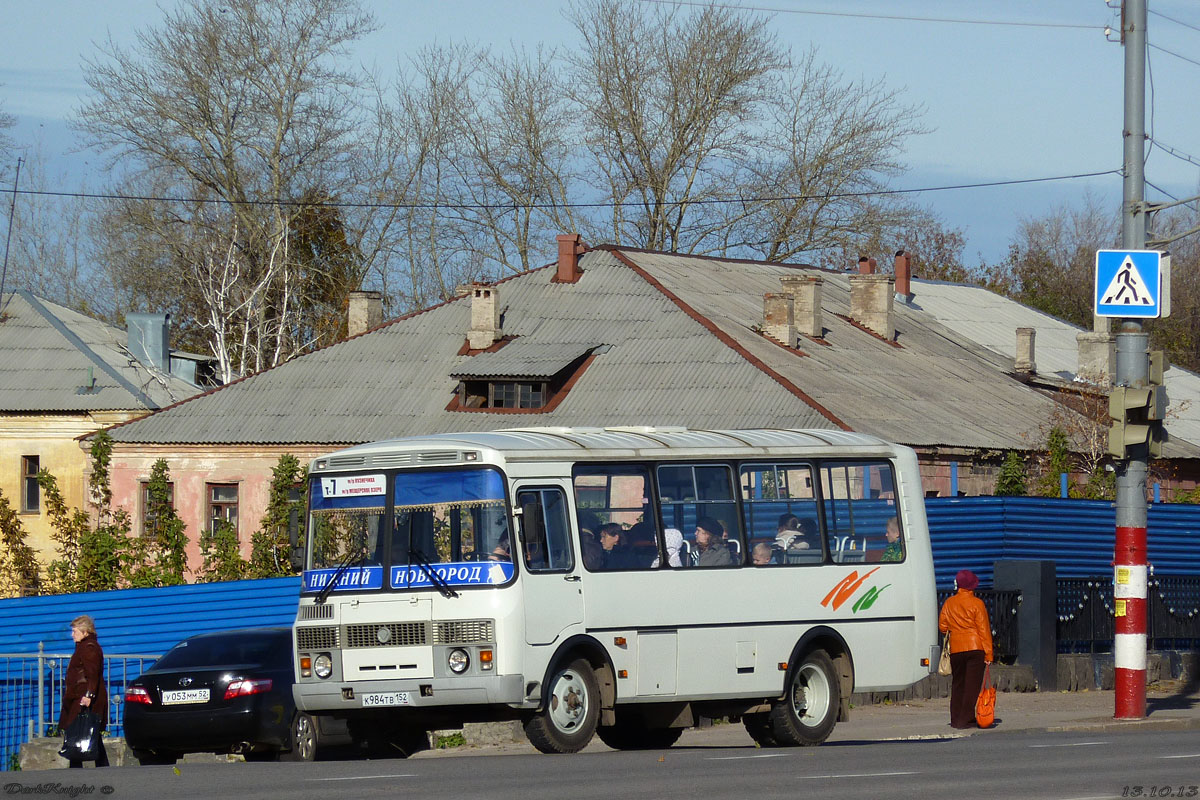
[938,570,994,729]
[59,615,108,767]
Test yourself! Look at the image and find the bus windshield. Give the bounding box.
[305,467,514,593]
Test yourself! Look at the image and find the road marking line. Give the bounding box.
[307,773,417,781]
[793,771,918,780]
[1028,741,1108,748]
[1159,753,1200,759]
[709,753,793,760]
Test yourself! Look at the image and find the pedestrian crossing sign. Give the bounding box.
[1095,249,1164,318]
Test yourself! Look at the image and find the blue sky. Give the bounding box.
[3,0,1200,265]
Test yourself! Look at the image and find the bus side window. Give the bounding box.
[516,488,574,573]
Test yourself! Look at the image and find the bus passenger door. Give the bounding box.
[515,484,584,646]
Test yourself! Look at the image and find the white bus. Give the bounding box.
[292,427,938,754]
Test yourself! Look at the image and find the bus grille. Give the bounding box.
[297,626,339,650]
[346,622,427,648]
[298,604,334,620]
[434,620,495,644]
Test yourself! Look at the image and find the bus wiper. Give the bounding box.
[408,548,459,599]
[314,539,367,605]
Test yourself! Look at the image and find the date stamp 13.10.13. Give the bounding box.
[1122,787,1199,798]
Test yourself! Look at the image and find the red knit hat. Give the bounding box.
[955,570,979,590]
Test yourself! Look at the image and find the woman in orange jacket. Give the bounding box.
[938,570,993,728]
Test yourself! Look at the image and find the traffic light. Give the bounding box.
[1108,351,1169,459]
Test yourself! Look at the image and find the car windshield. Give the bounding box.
[153,631,289,670]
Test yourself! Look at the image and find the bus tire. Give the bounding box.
[596,720,683,750]
[742,712,779,747]
[769,649,839,746]
[524,657,600,753]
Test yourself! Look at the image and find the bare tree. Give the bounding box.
[567,0,786,253]
[984,192,1119,327]
[75,0,383,374]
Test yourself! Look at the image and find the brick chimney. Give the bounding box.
[347,290,382,337]
[554,233,587,283]
[763,293,795,346]
[1076,331,1114,385]
[1015,327,1036,374]
[856,256,875,274]
[467,285,501,350]
[894,250,913,301]
[781,275,823,339]
[849,273,895,340]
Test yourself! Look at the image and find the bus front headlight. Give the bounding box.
[314,653,333,679]
[448,648,470,674]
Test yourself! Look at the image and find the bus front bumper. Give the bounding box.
[293,673,527,713]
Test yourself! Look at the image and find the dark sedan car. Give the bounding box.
[123,626,344,765]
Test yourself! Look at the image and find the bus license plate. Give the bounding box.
[361,692,411,707]
[162,689,210,705]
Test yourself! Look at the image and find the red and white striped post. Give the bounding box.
[1113,525,1148,719]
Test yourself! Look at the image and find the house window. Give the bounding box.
[141,481,175,538]
[21,456,40,513]
[207,483,239,537]
[491,380,545,409]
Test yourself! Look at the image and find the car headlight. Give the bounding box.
[448,648,470,674]
[314,653,333,679]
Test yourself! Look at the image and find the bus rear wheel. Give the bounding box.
[524,658,600,754]
[768,649,839,746]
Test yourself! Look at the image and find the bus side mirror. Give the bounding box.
[288,506,304,572]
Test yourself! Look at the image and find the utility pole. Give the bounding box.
[1114,0,1149,721]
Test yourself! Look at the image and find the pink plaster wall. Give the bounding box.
[108,447,328,579]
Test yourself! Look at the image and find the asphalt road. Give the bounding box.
[10,728,1199,800]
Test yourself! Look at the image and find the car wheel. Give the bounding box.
[523,657,600,754]
[132,749,179,766]
[280,712,318,762]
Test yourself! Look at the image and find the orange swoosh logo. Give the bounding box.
[821,567,881,610]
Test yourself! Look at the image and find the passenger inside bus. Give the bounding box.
[651,527,685,568]
[598,523,641,569]
[693,517,734,567]
[579,528,605,570]
[751,541,776,566]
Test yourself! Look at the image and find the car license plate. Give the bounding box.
[360,692,410,707]
[161,689,210,705]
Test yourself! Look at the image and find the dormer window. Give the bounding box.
[462,380,547,409]
[449,341,604,413]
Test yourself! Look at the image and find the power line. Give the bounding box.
[1149,8,1200,36]
[635,0,1102,30]
[1148,41,1200,69]
[1151,139,1200,171]
[3,169,1120,212]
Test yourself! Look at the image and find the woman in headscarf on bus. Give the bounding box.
[938,570,993,729]
[651,528,685,568]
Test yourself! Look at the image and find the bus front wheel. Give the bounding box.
[769,649,839,746]
[524,658,600,753]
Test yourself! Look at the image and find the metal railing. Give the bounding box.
[1056,575,1200,653]
[935,589,1022,663]
[0,645,160,771]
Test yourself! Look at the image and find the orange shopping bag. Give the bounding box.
[975,664,996,728]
